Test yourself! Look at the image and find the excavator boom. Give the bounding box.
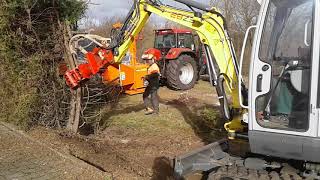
[63,0,320,178]
[64,4,247,174]
[65,0,246,127]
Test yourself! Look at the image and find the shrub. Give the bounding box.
[0,0,87,129]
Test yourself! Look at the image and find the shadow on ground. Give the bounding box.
[161,96,249,152]
[151,156,175,180]
[161,97,225,144]
[151,156,209,180]
[79,99,146,135]
[98,103,146,130]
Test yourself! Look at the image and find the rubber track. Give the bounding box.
[208,165,303,180]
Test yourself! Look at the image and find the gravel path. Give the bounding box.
[0,122,109,180]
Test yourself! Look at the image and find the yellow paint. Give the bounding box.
[114,1,240,107]
[112,0,244,132]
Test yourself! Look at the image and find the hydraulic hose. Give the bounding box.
[108,0,139,50]
[172,0,213,12]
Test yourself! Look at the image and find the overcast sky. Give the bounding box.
[84,0,212,26]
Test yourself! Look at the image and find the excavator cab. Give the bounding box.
[173,0,320,177]
[245,0,320,162]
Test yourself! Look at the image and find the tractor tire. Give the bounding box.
[166,54,198,90]
[208,165,302,180]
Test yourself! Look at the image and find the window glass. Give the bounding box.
[256,0,313,131]
[155,34,176,48]
[177,33,194,49]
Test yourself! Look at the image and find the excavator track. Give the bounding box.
[208,165,303,180]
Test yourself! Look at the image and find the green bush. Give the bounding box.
[201,108,224,129]
[0,0,87,129]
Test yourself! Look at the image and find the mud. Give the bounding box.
[28,81,245,180]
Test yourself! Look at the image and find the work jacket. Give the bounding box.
[147,63,160,74]
[146,63,160,89]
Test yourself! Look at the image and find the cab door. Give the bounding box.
[248,0,320,161]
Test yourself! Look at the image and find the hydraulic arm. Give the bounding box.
[65,0,320,178]
[64,0,247,132]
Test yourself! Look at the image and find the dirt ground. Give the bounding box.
[28,80,231,180]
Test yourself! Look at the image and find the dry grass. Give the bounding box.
[28,80,229,179]
[98,80,226,141]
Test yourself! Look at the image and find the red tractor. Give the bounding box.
[142,29,205,90]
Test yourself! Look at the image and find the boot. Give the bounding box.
[144,108,154,115]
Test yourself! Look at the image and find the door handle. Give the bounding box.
[304,19,311,47]
[257,74,263,92]
[238,25,257,109]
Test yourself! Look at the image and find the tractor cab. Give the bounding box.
[154,29,196,55]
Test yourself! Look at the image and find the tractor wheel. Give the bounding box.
[166,54,198,90]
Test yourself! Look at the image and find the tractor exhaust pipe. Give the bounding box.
[172,0,212,12]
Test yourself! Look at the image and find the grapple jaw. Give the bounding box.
[64,69,82,89]
[64,49,114,89]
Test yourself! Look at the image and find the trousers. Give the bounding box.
[143,85,159,113]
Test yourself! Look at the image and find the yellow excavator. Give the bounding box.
[64,0,320,179]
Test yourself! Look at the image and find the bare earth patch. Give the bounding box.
[28,81,228,180]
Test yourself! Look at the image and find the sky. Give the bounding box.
[84,0,213,26]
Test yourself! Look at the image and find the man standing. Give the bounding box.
[143,57,160,115]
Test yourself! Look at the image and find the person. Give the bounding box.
[143,57,160,115]
[178,38,185,48]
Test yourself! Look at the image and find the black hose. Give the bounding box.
[172,0,212,12]
[235,133,248,140]
[108,0,139,50]
[120,0,137,34]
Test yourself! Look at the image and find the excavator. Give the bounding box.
[64,0,320,179]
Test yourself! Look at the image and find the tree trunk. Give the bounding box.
[61,20,81,133]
